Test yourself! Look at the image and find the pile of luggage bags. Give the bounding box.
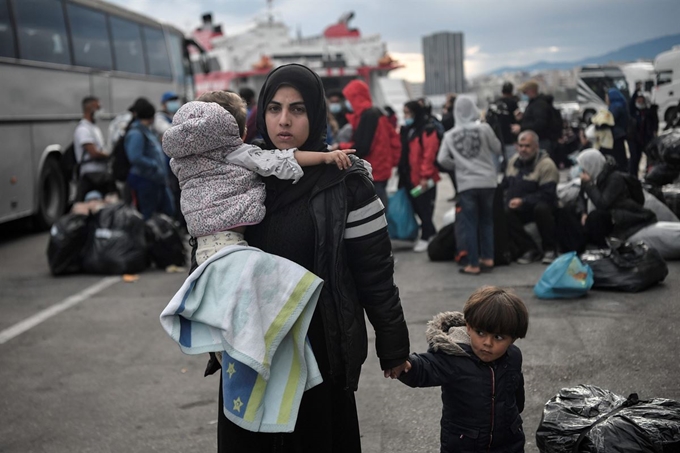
[47,203,185,276]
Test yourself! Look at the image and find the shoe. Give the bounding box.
[413,239,429,253]
[516,250,542,264]
[459,267,481,275]
[542,250,557,264]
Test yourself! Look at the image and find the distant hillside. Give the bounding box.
[489,34,680,74]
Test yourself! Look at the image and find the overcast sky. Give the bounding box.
[109,0,679,81]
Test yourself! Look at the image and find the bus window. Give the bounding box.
[0,0,15,58]
[66,3,112,70]
[13,0,71,65]
[110,16,145,74]
[142,25,172,78]
[167,33,186,82]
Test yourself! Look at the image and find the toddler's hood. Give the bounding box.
[162,101,241,158]
[426,311,470,356]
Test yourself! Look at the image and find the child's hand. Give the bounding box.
[325,150,353,170]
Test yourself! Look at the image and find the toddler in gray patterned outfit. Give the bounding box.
[163,91,352,265]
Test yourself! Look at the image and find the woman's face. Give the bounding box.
[265,86,310,149]
[403,106,413,120]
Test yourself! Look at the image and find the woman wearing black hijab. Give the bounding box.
[204,64,410,452]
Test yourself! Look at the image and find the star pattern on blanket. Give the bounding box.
[233,396,244,413]
[226,362,236,379]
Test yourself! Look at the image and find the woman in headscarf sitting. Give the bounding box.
[576,148,656,248]
[437,95,502,274]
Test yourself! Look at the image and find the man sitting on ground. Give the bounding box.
[503,130,560,264]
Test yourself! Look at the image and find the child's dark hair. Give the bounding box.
[196,90,247,137]
[463,286,528,339]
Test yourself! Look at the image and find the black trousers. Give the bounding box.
[601,138,628,173]
[585,209,613,248]
[409,185,437,241]
[506,201,556,256]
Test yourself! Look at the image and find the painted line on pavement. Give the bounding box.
[0,276,120,345]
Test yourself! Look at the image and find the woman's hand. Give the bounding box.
[580,171,591,183]
[384,360,411,379]
[325,149,354,170]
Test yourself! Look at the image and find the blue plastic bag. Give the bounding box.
[534,252,594,299]
[387,188,419,240]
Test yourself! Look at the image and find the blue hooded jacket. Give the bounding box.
[607,88,629,140]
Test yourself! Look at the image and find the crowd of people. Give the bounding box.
[66,64,679,453]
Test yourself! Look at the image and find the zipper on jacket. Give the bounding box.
[487,366,496,452]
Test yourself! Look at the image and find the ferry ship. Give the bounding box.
[190,7,405,106]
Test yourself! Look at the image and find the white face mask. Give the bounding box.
[635,102,646,110]
[93,109,105,122]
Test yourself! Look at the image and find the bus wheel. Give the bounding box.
[582,109,595,125]
[665,106,678,124]
[35,157,66,230]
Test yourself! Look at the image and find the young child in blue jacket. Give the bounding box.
[396,286,528,453]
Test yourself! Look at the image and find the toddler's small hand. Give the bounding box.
[326,150,353,170]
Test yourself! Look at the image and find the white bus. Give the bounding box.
[576,65,630,124]
[0,0,199,227]
[653,46,680,125]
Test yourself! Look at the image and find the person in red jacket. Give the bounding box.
[334,79,401,209]
[400,100,441,252]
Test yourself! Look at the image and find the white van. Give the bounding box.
[653,46,680,124]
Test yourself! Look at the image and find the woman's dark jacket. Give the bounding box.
[400,342,525,453]
[244,161,409,391]
[579,157,656,239]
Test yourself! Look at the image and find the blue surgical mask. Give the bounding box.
[570,164,582,180]
[329,102,342,114]
[166,100,181,114]
[404,118,414,126]
[345,100,353,112]
[520,94,529,102]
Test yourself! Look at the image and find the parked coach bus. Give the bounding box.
[0,0,198,227]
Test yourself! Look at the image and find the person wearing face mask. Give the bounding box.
[512,81,554,154]
[125,98,175,220]
[154,91,185,227]
[154,91,181,141]
[400,100,441,252]
[73,96,117,201]
[326,89,349,129]
[628,94,658,178]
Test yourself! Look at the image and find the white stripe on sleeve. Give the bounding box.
[344,215,388,239]
[347,198,384,223]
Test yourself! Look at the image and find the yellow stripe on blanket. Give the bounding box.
[278,321,303,424]
[263,272,317,367]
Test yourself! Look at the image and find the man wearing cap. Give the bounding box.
[73,96,116,201]
[512,80,553,153]
[154,91,181,140]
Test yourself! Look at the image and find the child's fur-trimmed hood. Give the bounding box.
[426,311,470,356]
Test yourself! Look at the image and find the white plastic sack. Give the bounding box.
[442,206,456,227]
[643,190,679,222]
[628,221,680,260]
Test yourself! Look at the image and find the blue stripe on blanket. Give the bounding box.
[179,316,192,347]
[222,351,259,418]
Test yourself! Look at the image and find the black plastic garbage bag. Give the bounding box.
[427,222,456,262]
[645,162,680,187]
[662,185,680,219]
[82,203,147,275]
[145,213,186,268]
[580,240,668,292]
[536,385,680,453]
[47,213,89,276]
[658,128,680,166]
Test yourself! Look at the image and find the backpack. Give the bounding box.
[61,142,78,181]
[620,172,645,205]
[111,120,139,182]
[547,98,564,141]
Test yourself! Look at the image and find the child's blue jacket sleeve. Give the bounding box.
[398,352,455,387]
